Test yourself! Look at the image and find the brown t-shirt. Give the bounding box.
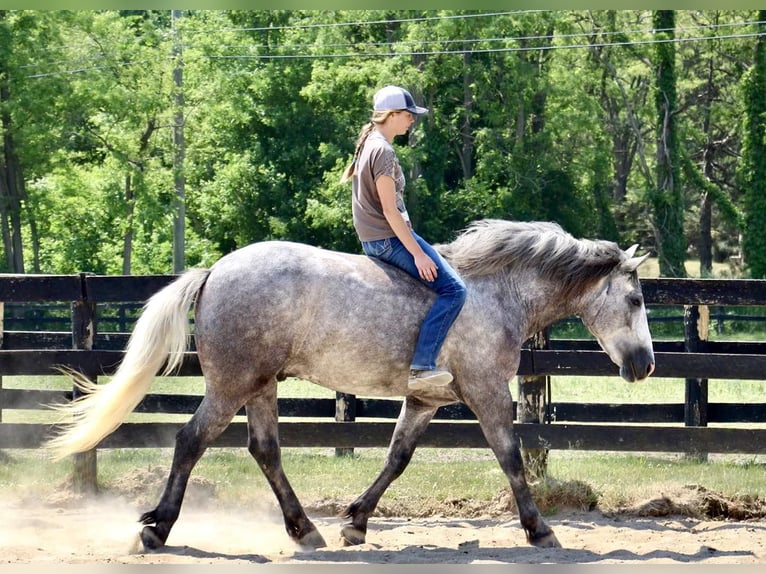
[351,131,411,242]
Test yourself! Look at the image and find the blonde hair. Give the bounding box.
[340,110,396,183]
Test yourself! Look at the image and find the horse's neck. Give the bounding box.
[507,272,580,337]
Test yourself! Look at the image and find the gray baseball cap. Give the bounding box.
[373,85,428,115]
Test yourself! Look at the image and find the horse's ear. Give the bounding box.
[622,250,651,273]
[624,244,639,259]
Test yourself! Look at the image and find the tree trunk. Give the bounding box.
[0,79,25,273]
[652,10,687,278]
[122,173,133,275]
[459,48,474,180]
[172,9,186,274]
[742,12,766,277]
[699,192,712,277]
[0,162,14,272]
[698,37,717,278]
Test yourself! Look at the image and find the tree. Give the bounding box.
[1,10,762,276]
[0,12,25,272]
[42,11,177,275]
[651,10,686,277]
[676,11,748,276]
[741,12,766,277]
[0,11,67,272]
[576,10,653,244]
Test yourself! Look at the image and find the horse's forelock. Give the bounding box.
[441,220,623,294]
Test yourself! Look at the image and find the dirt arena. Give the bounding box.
[3,484,765,565]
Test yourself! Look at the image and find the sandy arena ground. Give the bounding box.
[2,496,764,565]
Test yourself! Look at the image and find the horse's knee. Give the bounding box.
[247,436,280,466]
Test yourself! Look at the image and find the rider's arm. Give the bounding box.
[375,175,438,282]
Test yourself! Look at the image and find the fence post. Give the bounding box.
[684,304,709,461]
[335,392,356,457]
[517,328,550,480]
[71,274,98,494]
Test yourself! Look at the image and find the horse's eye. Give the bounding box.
[628,293,643,308]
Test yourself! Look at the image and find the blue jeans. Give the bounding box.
[362,233,467,371]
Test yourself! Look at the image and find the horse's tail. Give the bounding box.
[46,267,211,460]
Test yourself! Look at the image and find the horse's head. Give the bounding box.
[578,245,655,382]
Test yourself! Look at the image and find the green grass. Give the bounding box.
[639,257,735,279]
[550,375,766,404]
[3,445,764,516]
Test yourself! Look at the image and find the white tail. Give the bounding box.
[46,268,211,460]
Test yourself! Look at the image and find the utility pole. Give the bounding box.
[172,9,186,274]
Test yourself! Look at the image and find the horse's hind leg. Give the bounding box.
[341,396,437,546]
[138,394,241,551]
[463,384,561,548]
[245,381,326,548]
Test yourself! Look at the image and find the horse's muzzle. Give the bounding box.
[620,351,655,382]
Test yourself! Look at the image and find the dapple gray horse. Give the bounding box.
[48,219,655,552]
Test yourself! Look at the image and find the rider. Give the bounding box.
[341,85,467,391]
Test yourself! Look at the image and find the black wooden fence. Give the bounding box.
[2,273,766,471]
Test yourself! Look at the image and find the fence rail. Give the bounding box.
[1,273,766,467]
[5,301,766,336]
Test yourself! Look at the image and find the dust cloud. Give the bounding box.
[2,462,765,565]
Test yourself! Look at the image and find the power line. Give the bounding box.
[193,19,766,58]
[200,31,766,62]
[184,10,548,36]
[22,17,766,79]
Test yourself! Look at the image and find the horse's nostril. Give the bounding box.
[647,362,656,378]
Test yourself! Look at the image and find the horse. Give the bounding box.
[47,219,655,552]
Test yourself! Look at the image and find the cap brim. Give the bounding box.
[407,105,429,115]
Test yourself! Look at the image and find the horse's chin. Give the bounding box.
[620,366,638,383]
[620,369,643,383]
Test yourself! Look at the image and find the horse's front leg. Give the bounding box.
[341,396,437,546]
[464,382,561,548]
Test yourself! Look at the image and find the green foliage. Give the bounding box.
[740,14,766,278]
[0,11,764,273]
[650,11,686,278]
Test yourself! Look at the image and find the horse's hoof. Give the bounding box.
[297,528,327,549]
[128,533,144,555]
[530,531,561,548]
[139,525,165,552]
[340,525,366,546]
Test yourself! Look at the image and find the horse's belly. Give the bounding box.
[283,352,409,398]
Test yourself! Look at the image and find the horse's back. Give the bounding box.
[203,241,429,313]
